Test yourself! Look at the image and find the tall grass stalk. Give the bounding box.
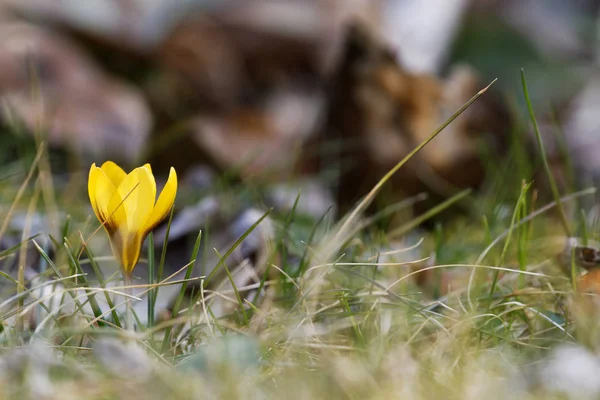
[521,69,571,237]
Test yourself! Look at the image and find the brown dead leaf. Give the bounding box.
[324,23,510,214]
[578,269,600,295]
[0,23,151,163]
[157,16,244,111]
[191,87,323,180]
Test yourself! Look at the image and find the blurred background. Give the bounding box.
[0,0,599,209]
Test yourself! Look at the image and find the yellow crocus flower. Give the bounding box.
[88,161,177,275]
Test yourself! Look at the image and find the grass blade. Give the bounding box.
[147,232,156,328]
[154,206,175,312]
[333,79,498,245]
[161,230,202,353]
[214,248,249,325]
[64,241,106,327]
[488,182,532,300]
[388,189,472,239]
[79,235,121,328]
[521,69,571,236]
[203,209,272,287]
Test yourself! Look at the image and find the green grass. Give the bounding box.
[0,76,598,400]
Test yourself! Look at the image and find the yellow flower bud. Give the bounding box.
[88,161,177,275]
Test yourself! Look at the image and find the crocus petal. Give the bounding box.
[88,164,101,220]
[88,164,116,225]
[119,232,144,273]
[106,188,127,233]
[144,167,177,232]
[111,166,156,232]
[100,161,127,187]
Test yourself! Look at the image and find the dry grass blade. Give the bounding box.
[301,79,498,314]
[0,144,44,243]
[331,79,498,249]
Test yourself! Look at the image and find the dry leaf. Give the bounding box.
[324,23,510,214]
[0,23,151,163]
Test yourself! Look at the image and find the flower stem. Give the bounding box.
[124,272,134,333]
